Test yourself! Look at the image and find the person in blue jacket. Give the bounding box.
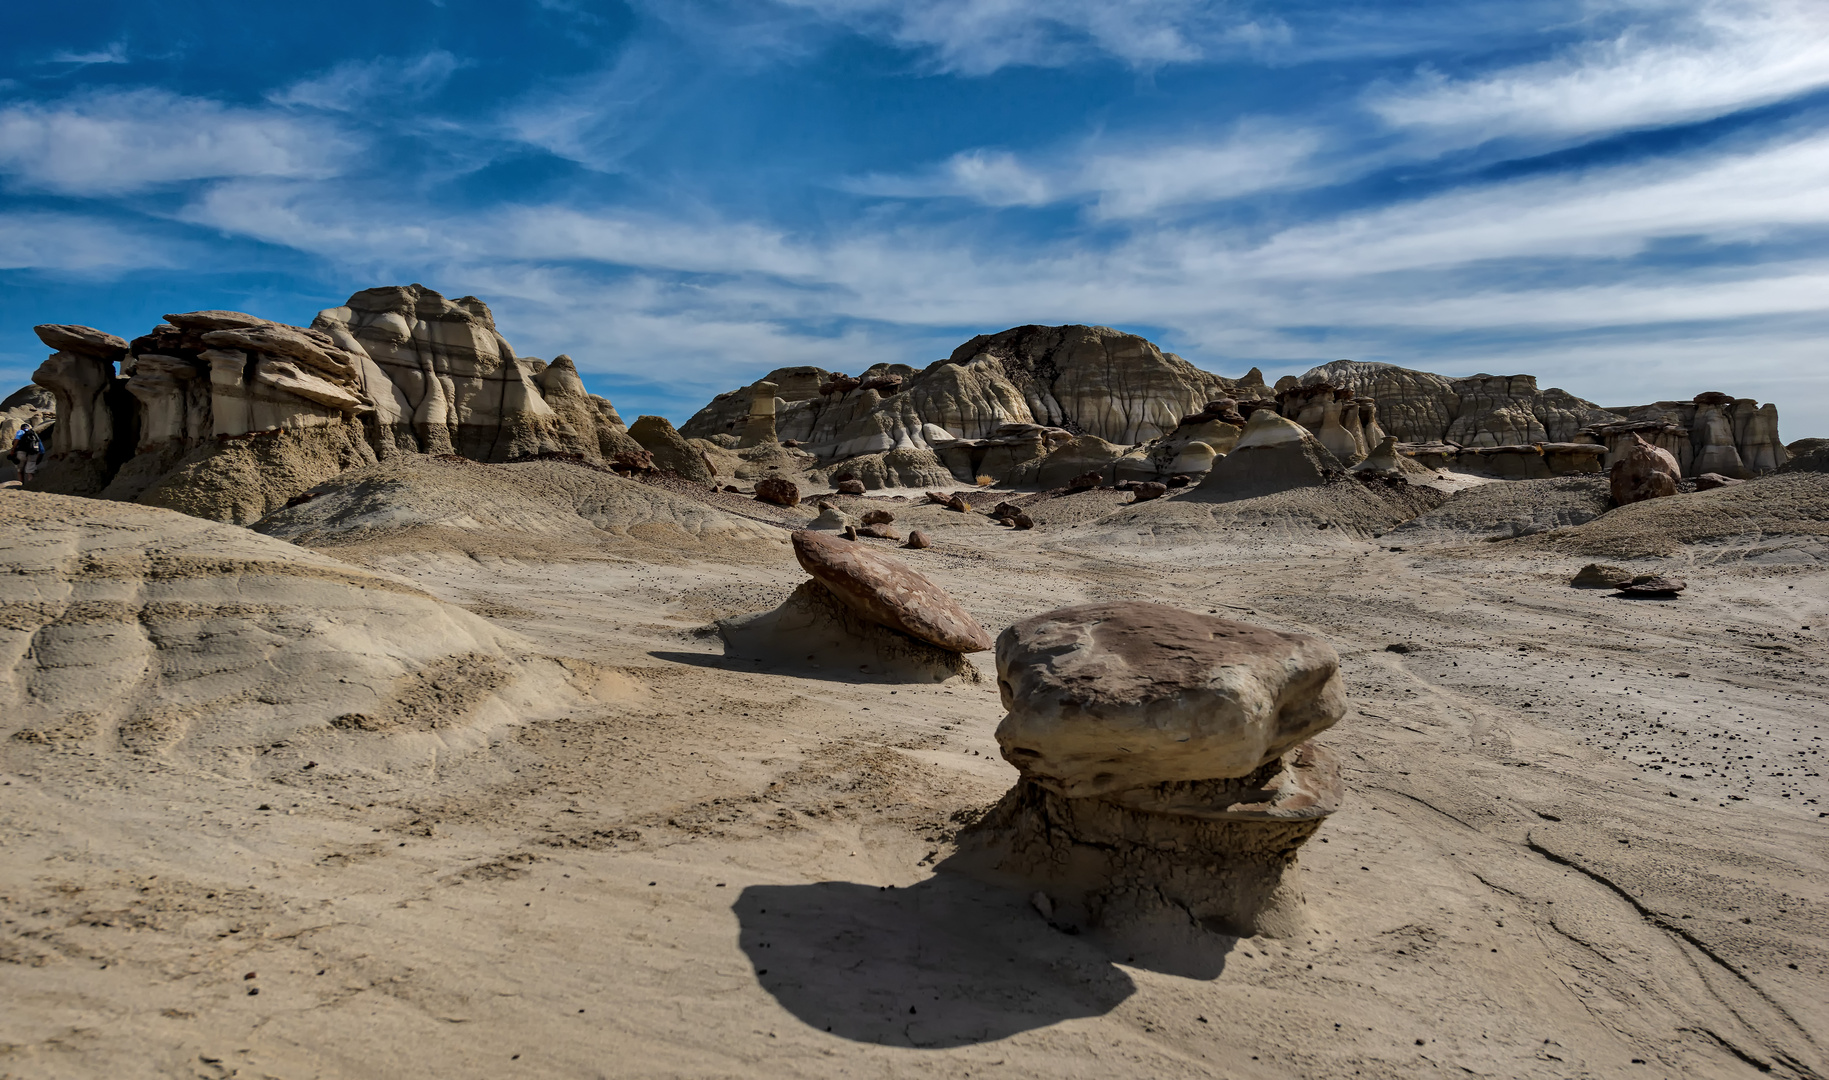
[9,422,45,486]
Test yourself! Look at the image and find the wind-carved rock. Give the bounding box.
[1192,410,1342,501]
[26,286,641,521]
[949,602,1347,948]
[714,530,988,682]
[30,325,135,494]
[738,380,782,448]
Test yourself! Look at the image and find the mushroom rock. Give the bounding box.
[738,380,782,448]
[754,475,800,507]
[1192,409,1342,501]
[789,529,993,653]
[1609,433,1681,506]
[714,580,979,684]
[1689,394,1748,479]
[948,601,1347,943]
[629,415,715,483]
[30,324,137,495]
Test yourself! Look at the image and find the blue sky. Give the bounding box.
[2,1,1826,436]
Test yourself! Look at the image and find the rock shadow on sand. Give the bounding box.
[734,872,1146,1048]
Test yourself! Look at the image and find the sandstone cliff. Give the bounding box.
[23,286,643,522]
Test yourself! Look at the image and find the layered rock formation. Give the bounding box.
[1299,360,1786,479]
[681,326,1259,482]
[952,601,1347,941]
[25,286,642,523]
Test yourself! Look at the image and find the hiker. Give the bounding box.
[10,422,44,486]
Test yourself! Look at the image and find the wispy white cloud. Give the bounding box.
[0,212,179,272]
[770,0,1286,74]
[48,41,129,66]
[0,90,354,196]
[269,51,464,112]
[1367,0,1829,142]
[848,125,1323,217]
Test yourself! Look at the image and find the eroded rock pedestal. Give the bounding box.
[950,601,1347,944]
[956,744,1341,940]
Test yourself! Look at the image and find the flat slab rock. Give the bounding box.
[993,601,1346,798]
[790,530,992,653]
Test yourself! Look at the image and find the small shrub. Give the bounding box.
[974,475,995,486]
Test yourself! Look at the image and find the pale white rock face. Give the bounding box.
[1692,403,1748,478]
[680,325,1252,475]
[1317,399,1365,464]
[1169,441,1219,474]
[26,285,638,520]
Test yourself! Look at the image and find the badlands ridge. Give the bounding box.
[1,285,1825,1079]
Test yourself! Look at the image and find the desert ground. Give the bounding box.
[2,458,1825,1080]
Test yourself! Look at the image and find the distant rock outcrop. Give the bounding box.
[681,325,1256,481]
[24,285,642,523]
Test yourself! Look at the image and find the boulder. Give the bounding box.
[1011,512,1034,530]
[715,581,979,684]
[904,530,931,549]
[1349,435,1406,477]
[1571,563,1633,589]
[992,602,1345,799]
[1066,470,1104,492]
[1618,574,1686,597]
[754,475,800,507]
[926,490,970,512]
[1130,481,1167,503]
[858,523,901,541]
[860,508,895,525]
[810,503,850,531]
[835,478,866,495]
[1609,433,1680,506]
[790,530,992,653]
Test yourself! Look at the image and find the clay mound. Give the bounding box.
[253,455,785,559]
[715,581,982,683]
[1384,476,1611,545]
[1517,472,1829,562]
[1078,480,1445,551]
[0,492,585,777]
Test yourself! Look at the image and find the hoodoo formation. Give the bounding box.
[952,602,1346,942]
[4,286,1825,1080]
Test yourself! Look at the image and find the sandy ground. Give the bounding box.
[2,473,1826,1080]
